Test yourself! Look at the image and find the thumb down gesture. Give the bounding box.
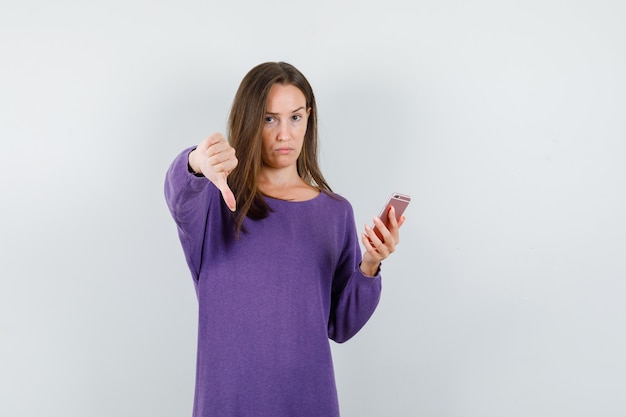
[188,133,238,211]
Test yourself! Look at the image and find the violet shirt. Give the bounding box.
[164,148,382,417]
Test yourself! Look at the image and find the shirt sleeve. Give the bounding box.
[164,146,214,281]
[327,201,382,343]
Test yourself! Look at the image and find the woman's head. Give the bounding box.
[227,62,331,235]
[228,62,319,180]
[260,83,311,172]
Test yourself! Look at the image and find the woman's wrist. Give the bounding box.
[359,261,381,277]
[187,148,203,176]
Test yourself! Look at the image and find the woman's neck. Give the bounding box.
[258,166,318,201]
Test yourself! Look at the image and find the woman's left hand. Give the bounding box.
[360,206,406,276]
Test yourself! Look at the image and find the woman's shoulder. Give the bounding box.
[319,190,355,213]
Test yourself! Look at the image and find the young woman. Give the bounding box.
[164,61,405,417]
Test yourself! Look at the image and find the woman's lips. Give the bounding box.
[276,147,293,154]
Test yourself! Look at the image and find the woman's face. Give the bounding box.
[261,83,310,171]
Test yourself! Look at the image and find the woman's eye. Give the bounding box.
[265,116,275,123]
[292,115,302,121]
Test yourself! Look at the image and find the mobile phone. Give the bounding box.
[374,192,411,240]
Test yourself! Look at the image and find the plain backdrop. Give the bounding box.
[1,0,625,416]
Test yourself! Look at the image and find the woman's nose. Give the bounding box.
[277,123,290,141]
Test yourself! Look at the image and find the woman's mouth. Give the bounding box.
[276,147,293,154]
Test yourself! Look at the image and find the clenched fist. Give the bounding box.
[188,133,238,211]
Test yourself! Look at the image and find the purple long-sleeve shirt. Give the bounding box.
[164,148,382,417]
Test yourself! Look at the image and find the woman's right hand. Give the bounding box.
[188,133,238,211]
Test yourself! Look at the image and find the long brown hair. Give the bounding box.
[227,61,332,236]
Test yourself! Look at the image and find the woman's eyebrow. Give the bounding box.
[265,106,305,115]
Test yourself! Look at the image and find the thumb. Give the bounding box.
[214,172,236,212]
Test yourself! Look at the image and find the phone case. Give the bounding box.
[375,192,411,240]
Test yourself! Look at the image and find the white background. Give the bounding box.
[1,0,625,416]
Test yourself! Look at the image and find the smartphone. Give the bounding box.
[374,192,411,240]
